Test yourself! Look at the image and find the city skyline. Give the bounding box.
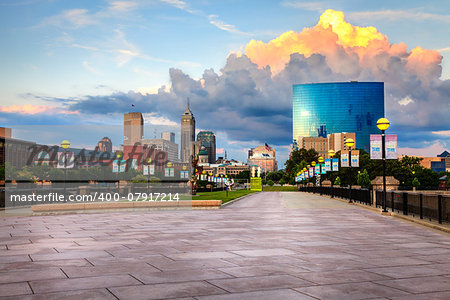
[1,1,449,166]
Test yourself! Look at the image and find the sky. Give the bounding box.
[1,0,449,167]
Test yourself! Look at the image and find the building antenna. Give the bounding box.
[154,128,157,139]
[187,97,190,110]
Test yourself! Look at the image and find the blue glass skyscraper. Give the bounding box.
[293,82,384,151]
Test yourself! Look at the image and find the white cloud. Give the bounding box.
[142,113,177,126]
[349,10,450,23]
[398,96,414,106]
[437,47,450,53]
[108,1,137,12]
[398,141,447,157]
[208,15,252,36]
[281,1,324,12]
[82,61,103,75]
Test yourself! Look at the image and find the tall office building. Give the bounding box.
[293,82,384,151]
[197,131,216,164]
[124,112,144,145]
[142,138,179,162]
[161,132,175,143]
[180,100,195,162]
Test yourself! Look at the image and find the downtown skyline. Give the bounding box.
[1,0,450,166]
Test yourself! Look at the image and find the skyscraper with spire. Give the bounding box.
[180,98,195,162]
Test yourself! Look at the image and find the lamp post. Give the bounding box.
[116,151,122,195]
[303,167,307,188]
[345,138,355,203]
[60,140,70,199]
[311,161,316,188]
[146,158,152,194]
[328,149,335,198]
[377,117,390,212]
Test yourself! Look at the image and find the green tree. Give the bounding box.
[357,169,371,188]
[412,177,420,188]
[267,180,274,186]
[279,178,286,186]
[334,176,341,186]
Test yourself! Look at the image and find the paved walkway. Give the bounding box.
[0,192,449,299]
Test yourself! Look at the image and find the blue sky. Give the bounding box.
[1,0,449,166]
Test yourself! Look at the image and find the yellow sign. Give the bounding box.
[250,177,262,191]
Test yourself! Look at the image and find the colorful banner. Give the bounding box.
[370,134,382,159]
[112,160,118,173]
[332,158,339,171]
[321,164,326,174]
[315,166,320,175]
[371,134,398,159]
[386,135,398,159]
[119,160,126,172]
[309,167,314,177]
[57,152,74,169]
[351,150,360,168]
[341,152,349,167]
[325,159,331,172]
[164,168,170,177]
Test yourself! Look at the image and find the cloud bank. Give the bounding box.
[3,9,449,159]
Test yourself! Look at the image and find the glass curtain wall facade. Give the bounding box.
[293,82,384,151]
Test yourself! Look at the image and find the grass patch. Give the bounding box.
[262,185,297,192]
[195,189,256,204]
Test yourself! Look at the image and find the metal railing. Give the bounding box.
[298,186,372,205]
[375,190,449,224]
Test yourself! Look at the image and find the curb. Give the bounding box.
[221,191,259,207]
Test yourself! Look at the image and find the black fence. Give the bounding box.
[375,190,449,224]
[298,185,449,224]
[298,186,372,205]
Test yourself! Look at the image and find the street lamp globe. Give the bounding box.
[328,149,335,157]
[318,157,324,164]
[303,167,307,172]
[311,161,316,167]
[147,158,152,164]
[345,138,355,149]
[116,151,122,159]
[61,140,70,149]
[377,118,390,131]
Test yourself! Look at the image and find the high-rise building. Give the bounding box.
[161,132,175,143]
[293,82,384,151]
[95,137,112,153]
[328,132,356,153]
[180,100,195,162]
[142,138,179,162]
[247,145,278,173]
[299,137,329,158]
[124,112,144,145]
[197,131,216,164]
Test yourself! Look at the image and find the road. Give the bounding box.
[0,192,449,299]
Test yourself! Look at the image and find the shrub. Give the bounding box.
[357,169,371,188]
[279,178,286,186]
[267,180,274,186]
[412,177,420,188]
[334,176,341,186]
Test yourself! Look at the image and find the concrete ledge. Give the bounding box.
[31,200,222,212]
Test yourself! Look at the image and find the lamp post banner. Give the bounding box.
[119,160,126,172]
[371,134,397,159]
[321,164,326,174]
[57,152,74,169]
[325,159,331,172]
[315,166,320,175]
[309,167,314,177]
[370,134,382,159]
[341,151,349,167]
[332,158,339,171]
[351,150,360,168]
[386,135,398,159]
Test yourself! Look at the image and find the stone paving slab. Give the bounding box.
[0,191,449,299]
